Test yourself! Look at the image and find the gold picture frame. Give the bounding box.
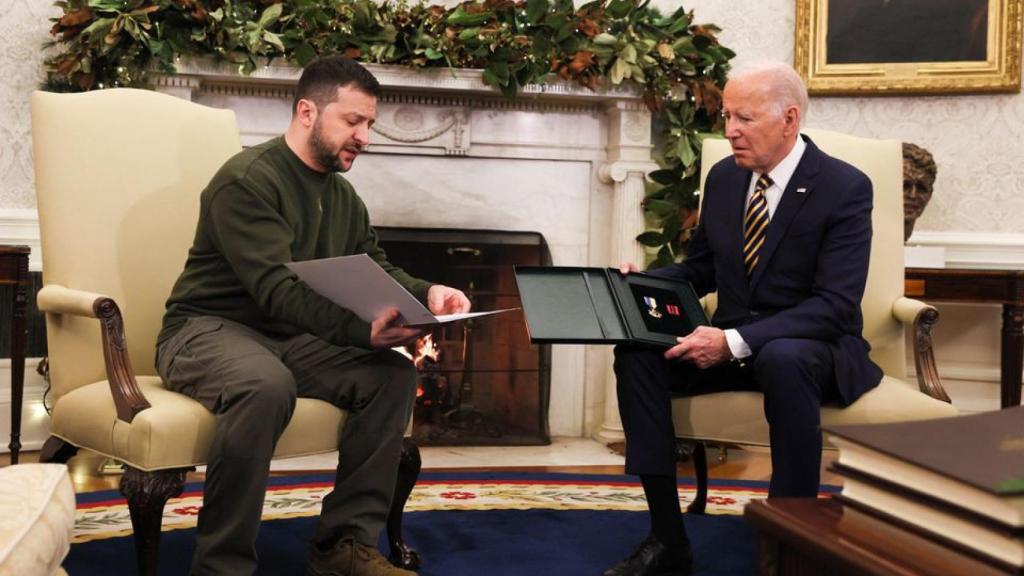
[795,0,1022,95]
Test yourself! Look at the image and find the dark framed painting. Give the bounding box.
[795,0,1022,95]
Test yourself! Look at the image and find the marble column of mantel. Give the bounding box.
[156,57,657,443]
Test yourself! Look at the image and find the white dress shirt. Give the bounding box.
[724,136,807,360]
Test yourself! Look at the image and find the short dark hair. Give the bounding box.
[292,56,381,114]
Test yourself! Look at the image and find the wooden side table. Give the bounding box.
[745,498,1012,576]
[0,246,30,465]
[905,267,1024,408]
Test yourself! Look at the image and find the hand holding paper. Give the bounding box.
[370,308,425,348]
[428,285,471,314]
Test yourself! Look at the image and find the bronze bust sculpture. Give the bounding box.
[903,142,937,241]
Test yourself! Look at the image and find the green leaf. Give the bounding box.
[458,27,481,41]
[81,17,115,39]
[629,63,645,83]
[648,169,680,186]
[424,47,444,60]
[674,60,697,75]
[500,74,519,99]
[554,20,574,42]
[263,30,285,52]
[482,67,501,87]
[636,231,664,247]
[661,213,682,244]
[605,0,632,19]
[485,60,509,85]
[526,0,549,24]
[447,6,493,26]
[258,3,283,28]
[294,42,317,66]
[667,12,692,35]
[87,0,124,12]
[676,135,697,167]
[593,33,618,46]
[619,43,636,64]
[609,57,628,84]
[646,199,678,218]
[652,245,675,268]
[123,17,142,41]
[672,36,696,55]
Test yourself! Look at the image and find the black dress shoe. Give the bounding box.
[601,534,693,576]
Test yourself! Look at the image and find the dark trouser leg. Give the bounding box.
[614,345,684,477]
[613,345,756,476]
[614,344,758,547]
[753,338,838,498]
[157,317,298,576]
[614,345,688,549]
[281,337,418,547]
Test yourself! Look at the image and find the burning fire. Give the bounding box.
[394,334,443,399]
[393,334,440,368]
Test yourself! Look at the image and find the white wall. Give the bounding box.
[0,1,56,210]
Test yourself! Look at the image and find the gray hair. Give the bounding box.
[728,61,809,126]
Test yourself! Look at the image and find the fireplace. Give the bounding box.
[377,227,551,445]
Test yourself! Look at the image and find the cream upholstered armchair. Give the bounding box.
[673,129,958,511]
[30,88,421,575]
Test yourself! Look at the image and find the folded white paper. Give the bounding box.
[286,253,515,326]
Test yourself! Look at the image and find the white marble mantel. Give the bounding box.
[156,58,656,441]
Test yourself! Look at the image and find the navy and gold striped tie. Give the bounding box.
[743,174,773,278]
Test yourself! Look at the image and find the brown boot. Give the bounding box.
[307,537,417,576]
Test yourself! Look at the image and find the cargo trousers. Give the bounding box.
[156,315,418,576]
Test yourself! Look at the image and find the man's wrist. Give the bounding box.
[724,329,752,361]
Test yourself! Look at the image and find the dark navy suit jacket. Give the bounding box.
[653,135,883,405]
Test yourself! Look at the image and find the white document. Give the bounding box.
[286,253,515,327]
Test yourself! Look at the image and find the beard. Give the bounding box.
[309,118,345,173]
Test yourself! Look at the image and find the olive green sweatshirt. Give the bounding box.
[159,137,432,349]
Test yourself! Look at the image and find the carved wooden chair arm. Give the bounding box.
[37,284,152,423]
[892,296,951,403]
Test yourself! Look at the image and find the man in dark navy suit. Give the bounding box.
[602,61,883,576]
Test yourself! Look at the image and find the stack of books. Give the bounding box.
[826,406,1024,573]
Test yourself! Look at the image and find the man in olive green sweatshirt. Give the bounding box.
[156,56,469,576]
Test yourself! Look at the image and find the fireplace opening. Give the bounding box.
[376,227,551,446]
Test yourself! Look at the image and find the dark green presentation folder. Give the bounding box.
[513,266,709,348]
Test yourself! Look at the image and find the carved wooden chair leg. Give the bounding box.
[387,437,422,570]
[686,442,708,514]
[674,438,708,515]
[38,436,79,464]
[120,467,187,576]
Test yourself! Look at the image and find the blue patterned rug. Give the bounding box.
[66,472,831,575]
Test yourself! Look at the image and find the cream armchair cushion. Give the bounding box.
[0,464,75,576]
[49,377,346,470]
